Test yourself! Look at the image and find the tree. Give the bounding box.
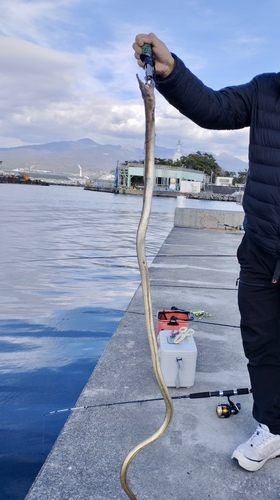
[179,151,221,181]
[154,158,175,166]
[234,169,248,184]
[154,152,222,181]
[224,171,236,178]
[223,169,248,185]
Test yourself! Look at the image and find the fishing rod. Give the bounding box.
[44,387,251,418]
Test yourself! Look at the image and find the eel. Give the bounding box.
[120,75,174,499]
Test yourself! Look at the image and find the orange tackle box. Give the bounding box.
[157,309,193,337]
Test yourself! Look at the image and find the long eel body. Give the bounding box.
[120,76,174,499]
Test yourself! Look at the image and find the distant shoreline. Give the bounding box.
[1,181,242,202]
[84,185,240,202]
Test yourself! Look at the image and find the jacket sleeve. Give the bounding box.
[155,55,254,130]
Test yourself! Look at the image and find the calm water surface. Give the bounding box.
[0,184,243,499]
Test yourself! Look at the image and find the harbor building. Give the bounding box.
[117,161,206,193]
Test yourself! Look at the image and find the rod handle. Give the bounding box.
[189,388,251,399]
[142,44,152,55]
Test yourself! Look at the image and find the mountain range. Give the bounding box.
[0,138,248,177]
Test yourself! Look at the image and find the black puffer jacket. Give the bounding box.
[156,55,280,258]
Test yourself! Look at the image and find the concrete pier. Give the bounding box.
[25,209,280,500]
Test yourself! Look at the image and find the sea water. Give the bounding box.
[0,184,243,500]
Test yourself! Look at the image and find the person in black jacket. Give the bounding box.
[133,32,280,472]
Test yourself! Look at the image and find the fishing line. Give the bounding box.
[0,253,237,266]
[157,254,237,258]
[192,320,239,328]
[127,311,239,329]
[150,283,237,290]
[0,256,151,265]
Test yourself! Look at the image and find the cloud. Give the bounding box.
[1,83,250,160]
[0,37,79,106]
[0,20,250,159]
[1,94,147,146]
[0,0,78,46]
[227,34,267,59]
[0,36,81,143]
[154,95,250,158]
[0,28,150,146]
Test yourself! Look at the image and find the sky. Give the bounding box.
[1,0,280,160]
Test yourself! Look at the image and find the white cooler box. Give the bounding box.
[158,330,197,388]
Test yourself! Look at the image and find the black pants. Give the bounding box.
[237,234,280,434]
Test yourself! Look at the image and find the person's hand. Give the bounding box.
[133,33,175,79]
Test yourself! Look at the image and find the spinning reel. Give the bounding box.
[216,396,241,418]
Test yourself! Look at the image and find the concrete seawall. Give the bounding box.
[175,207,244,229]
[25,209,278,500]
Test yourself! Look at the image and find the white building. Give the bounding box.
[215,176,233,186]
[180,180,201,194]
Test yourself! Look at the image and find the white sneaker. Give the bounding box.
[231,424,280,471]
